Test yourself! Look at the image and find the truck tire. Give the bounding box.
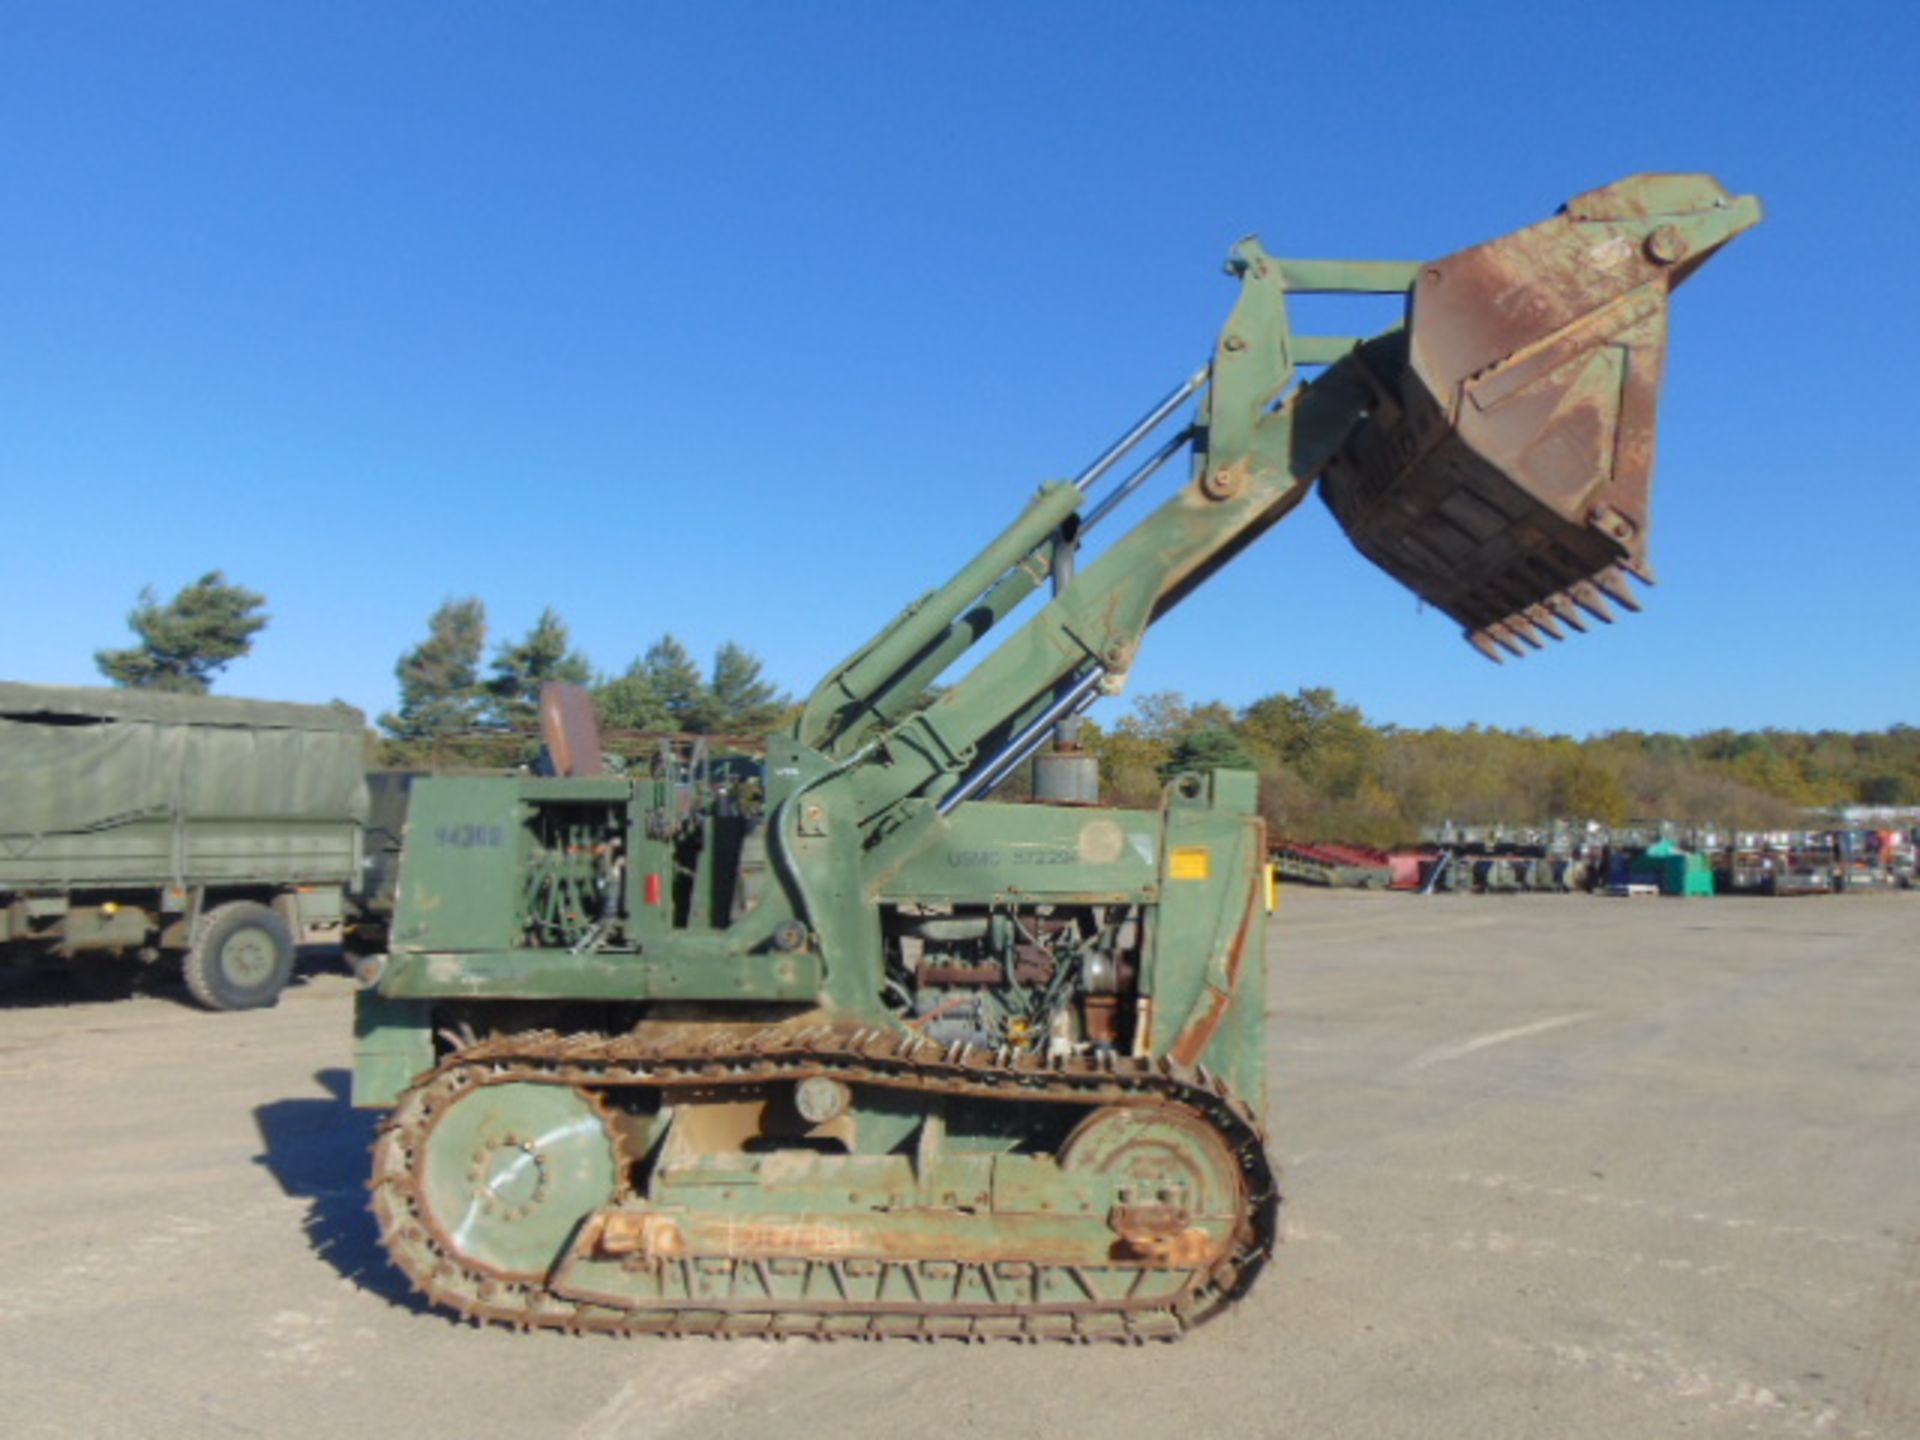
[183,902,295,1011]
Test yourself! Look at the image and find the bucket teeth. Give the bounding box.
[1524,605,1565,642]
[1595,566,1642,612]
[1507,617,1547,650]
[1470,586,1625,661]
[1547,593,1589,633]
[1568,581,1616,624]
[1486,622,1529,658]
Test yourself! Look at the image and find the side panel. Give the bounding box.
[352,990,434,1108]
[0,705,369,891]
[387,778,523,954]
[376,948,822,1002]
[1142,773,1268,1106]
[876,802,1161,904]
[0,819,362,889]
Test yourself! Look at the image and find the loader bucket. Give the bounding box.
[1318,174,1760,659]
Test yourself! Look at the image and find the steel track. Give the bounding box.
[372,1021,1279,1342]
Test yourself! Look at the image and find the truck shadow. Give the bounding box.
[0,948,343,1011]
[252,1067,432,1315]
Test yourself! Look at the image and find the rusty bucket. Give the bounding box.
[1318,174,1760,659]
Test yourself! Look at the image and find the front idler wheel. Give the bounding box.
[412,1082,622,1281]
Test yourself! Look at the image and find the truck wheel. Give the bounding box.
[183,902,295,1011]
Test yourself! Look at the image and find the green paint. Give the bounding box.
[415,1082,619,1275]
[351,989,433,1107]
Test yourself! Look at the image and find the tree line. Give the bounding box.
[82,575,791,768]
[84,575,1920,833]
[377,598,791,766]
[1080,687,1920,846]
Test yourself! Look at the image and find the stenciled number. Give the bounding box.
[434,823,506,848]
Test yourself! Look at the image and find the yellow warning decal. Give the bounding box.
[1170,846,1211,880]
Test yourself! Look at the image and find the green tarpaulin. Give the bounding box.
[0,682,367,841]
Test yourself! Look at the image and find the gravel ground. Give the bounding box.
[0,889,1915,1440]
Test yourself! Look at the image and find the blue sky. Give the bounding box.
[2,2,1914,738]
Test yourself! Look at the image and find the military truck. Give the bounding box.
[0,682,371,1009]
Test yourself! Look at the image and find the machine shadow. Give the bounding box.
[253,1067,431,1315]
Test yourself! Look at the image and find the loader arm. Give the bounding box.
[802,173,1759,833]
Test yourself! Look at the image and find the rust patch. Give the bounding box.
[1168,880,1259,1066]
[720,1218,866,1257]
[1318,176,1757,658]
[1112,1227,1225,1268]
[539,682,606,777]
[589,1209,688,1260]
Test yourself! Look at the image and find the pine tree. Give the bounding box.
[486,608,593,730]
[708,642,787,732]
[380,598,487,739]
[94,571,269,694]
[1160,726,1258,780]
[637,635,716,732]
[593,662,671,732]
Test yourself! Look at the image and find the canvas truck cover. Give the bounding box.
[0,682,369,890]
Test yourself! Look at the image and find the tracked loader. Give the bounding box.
[352,175,1758,1340]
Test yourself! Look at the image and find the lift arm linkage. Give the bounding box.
[789,174,1760,834]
